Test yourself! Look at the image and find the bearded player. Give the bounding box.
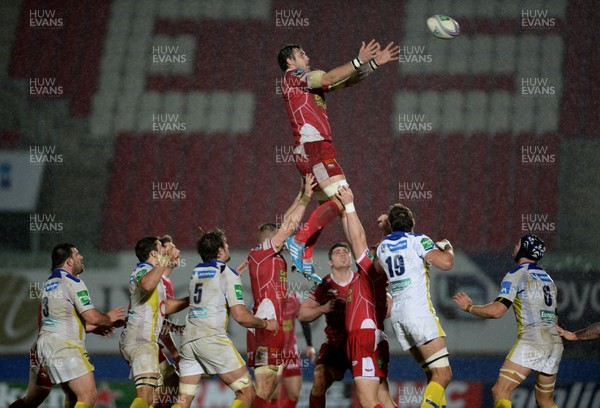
[278,40,400,282]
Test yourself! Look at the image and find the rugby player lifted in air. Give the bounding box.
[277,40,400,283]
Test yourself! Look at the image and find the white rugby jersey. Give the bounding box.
[39,268,95,344]
[497,262,559,342]
[181,260,246,345]
[377,231,438,319]
[120,262,166,346]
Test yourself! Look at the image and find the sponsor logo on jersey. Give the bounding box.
[198,269,216,279]
[366,250,375,262]
[387,240,407,251]
[530,271,552,282]
[540,310,556,322]
[346,288,353,303]
[76,290,91,306]
[420,238,435,251]
[500,281,512,295]
[189,307,207,318]
[235,284,244,300]
[135,269,148,282]
[391,278,411,293]
[44,281,58,292]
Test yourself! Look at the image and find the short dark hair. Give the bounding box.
[159,235,173,246]
[51,243,75,269]
[258,223,278,241]
[278,44,302,71]
[388,204,415,232]
[197,229,227,262]
[135,237,159,262]
[328,242,351,260]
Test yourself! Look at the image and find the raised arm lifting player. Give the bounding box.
[278,40,400,283]
[247,175,316,407]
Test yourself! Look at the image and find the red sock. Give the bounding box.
[268,399,279,408]
[309,393,326,408]
[295,201,341,245]
[374,405,384,408]
[282,396,298,408]
[254,395,270,408]
[8,400,26,408]
[302,228,323,263]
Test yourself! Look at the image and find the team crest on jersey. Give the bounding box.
[77,290,91,306]
[313,94,327,109]
[278,268,288,284]
[420,238,435,251]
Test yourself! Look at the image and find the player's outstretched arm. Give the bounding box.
[81,305,126,328]
[271,174,317,252]
[318,40,379,87]
[230,304,277,331]
[557,322,600,341]
[165,297,189,315]
[335,185,367,257]
[452,292,508,319]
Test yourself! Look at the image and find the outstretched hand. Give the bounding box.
[452,292,473,312]
[358,40,380,64]
[375,42,400,65]
[303,173,318,198]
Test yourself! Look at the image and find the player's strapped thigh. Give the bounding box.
[421,347,450,370]
[229,372,253,392]
[498,368,527,385]
[134,372,161,389]
[178,381,199,397]
[320,178,348,198]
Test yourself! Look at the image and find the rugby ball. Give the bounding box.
[427,15,460,39]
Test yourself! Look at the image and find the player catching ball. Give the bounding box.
[277,40,400,283]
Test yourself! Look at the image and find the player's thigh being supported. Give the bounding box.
[533,372,557,408]
[318,174,348,202]
[492,359,530,402]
